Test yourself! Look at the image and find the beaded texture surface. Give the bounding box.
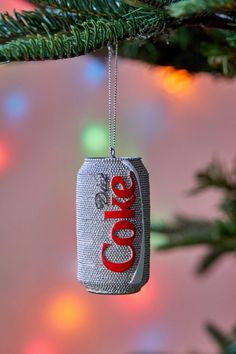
[76,157,150,295]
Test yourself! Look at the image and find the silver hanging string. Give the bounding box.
[107,42,118,158]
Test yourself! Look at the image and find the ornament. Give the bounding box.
[76,157,150,294]
[76,44,150,295]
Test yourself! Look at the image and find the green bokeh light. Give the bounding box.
[81,122,108,156]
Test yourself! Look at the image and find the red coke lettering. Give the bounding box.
[101,172,136,272]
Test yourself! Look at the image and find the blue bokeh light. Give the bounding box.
[131,100,168,139]
[4,91,29,120]
[83,58,106,87]
[135,326,165,352]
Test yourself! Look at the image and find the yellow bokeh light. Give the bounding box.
[158,66,193,94]
[44,292,88,334]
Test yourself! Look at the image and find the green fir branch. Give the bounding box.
[120,26,236,77]
[0,9,166,61]
[197,244,236,273]
[169,0,236,18]
[191,159,236,194]
[1,0,236,74]
[29,0,129,17]
[123,0,179,8]
[0,10,73,43]
[206,323,234,350]
[152,158,236,273]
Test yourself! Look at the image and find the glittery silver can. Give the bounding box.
[76,157,150,295]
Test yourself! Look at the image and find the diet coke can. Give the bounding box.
[76,157,150,294]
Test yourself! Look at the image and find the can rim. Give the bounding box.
[84,157,142,161]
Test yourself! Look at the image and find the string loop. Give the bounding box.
[107,42,118,158]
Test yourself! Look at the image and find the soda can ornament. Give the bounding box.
[76,157,150,294]
[76,44,150,295]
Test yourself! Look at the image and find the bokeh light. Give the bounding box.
[23,337,57,354]
[0,1,34,12]
[131,101,167,139]
[0,141,11,173]
[83,58,106,87]
[158,67,193,95]
[44,292,89,334]
[3,91,29,120]
[134,326,165,352]
[81,122,108,156]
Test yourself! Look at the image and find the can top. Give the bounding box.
[84,157,142,162]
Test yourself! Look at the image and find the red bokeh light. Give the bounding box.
[0,141,11,173]
[112,270,163,313]
[0,0,34,12]
[23,338,57,354]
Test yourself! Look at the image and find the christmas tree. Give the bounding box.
[1,0,236,76]
[1,1,235,353]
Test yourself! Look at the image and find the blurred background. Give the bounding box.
[0,1,236,354]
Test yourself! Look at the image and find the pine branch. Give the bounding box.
[169,0,236,17]
[0,10,73,44]
[0,1,133,45]
[0,9,166,61]
[206,323,234,350]
[152,158,236,273]
[197,244,236,273]
[191,159,236,193]
[0,0,169,62]
[152,217,217,248]
[29,0,129,17]
[0,0,236,76]
[120,26,236,77]
[123,0,179,8]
